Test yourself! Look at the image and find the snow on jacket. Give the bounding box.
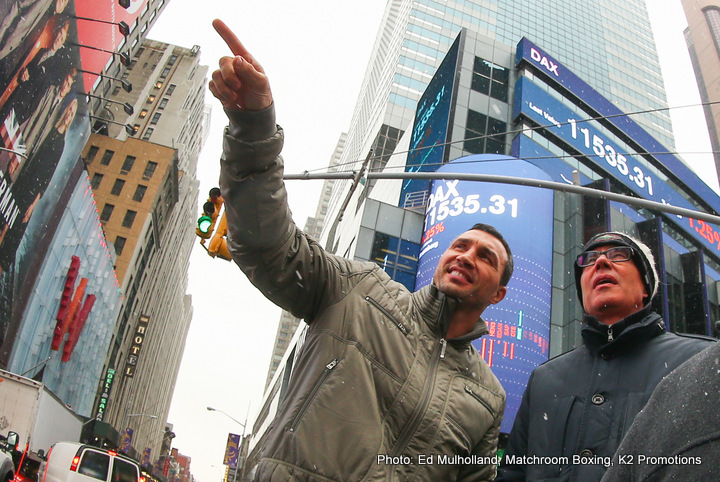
[219,105,506,481]
[495,305,712,482]
[601,341,720,481]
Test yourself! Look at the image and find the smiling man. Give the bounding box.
[210,19,512,481]
[496,231,714,482]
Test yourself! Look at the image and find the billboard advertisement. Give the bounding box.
[74,0,149,91]
[415,155,554,433]
[0,0,93,365]
[400,33,461,208]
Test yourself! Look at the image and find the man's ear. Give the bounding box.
[490,286,507,305]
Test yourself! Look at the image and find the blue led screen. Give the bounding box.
[400,33,461,208]
[414,155,554,433]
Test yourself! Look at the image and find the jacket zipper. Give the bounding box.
[607,326,614,342]
[464,385,495,417]
[365,296,409,335]
[289,358,338,433]
[389,297,448,458]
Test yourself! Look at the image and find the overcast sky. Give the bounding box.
[148,1,716,480]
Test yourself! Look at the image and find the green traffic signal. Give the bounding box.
[197,215,213,235]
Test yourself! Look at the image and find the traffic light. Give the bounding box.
[196,201,215,239]
[207,212,231,261]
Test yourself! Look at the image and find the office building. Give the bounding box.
[84,39,208,459]
[243,1,719,471]
[682,0,720,186]
[322,0,676,252]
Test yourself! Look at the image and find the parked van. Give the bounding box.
[41,443,141,482]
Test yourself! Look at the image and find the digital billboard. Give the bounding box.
[415,155,554,433]
[400,33,461,208]
[515,38,720,255]
[514,75,720,256]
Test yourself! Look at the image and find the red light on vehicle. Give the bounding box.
[107,451,117,457]
[70,455,81,471]
[140,476,146,482]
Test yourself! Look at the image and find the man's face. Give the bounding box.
[432,229,507,312]
[580,244,647,324]
[59,74,74,97]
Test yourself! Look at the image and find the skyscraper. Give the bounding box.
[682,0,720,187]
[321,0,675,250]
[85,38,208,458]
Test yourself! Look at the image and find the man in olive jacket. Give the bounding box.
[209,20,511,481]
[496,232,713,482]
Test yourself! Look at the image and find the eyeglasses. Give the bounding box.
[576,246,633,267]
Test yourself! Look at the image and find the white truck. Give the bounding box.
[0,369,83,482]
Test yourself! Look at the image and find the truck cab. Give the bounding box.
[0,432,18,482]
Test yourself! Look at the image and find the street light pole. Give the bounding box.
[207,407,247,482]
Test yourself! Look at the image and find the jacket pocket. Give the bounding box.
[365,296,411,336]
[289,358,339,433]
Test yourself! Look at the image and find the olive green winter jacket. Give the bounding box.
[219,105,506,481]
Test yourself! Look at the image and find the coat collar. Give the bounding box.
[581,304,665,355]
[414,284,489,343]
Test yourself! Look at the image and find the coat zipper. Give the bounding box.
[464,385,495,417]
[607,326,614,342]
[389,297,448,458]
[365,296,410,335]
[289,358,338,433]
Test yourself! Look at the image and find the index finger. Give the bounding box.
[213,19,251,59]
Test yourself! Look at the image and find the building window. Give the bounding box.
[111,179,126,195]
[147,95,156,104]
[100,204,115,222]
[155,81,163,89]
[142,128,153,141]
[90,173,103,190]
[139,109,148,118]
[166,84,176,95]
[369,233,420,291]
[133,124,140,134]
[143,161,158,180]
[121,155,136,174]
[705,7,720,60]
[167,54,178,66]
[122,210,137,228]
[100,150,115,166]
[150,113,161,125]
[86,145,99,161]
[463,109,506,155]
[133,184,148,202]
[160,67,171,78]
[159,98,168,109]
[114,236,127,256]
[471,56,509,102]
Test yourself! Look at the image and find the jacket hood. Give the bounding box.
[581,304,665,355]
[415,284,489,343]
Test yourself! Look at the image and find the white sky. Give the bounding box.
[148,1,717,480]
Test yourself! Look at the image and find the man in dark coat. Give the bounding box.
[496,231,714,482]
[601,341,720,481]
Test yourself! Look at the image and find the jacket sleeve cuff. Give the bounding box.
[224,104,277,142]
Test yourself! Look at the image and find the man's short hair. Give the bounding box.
[469,223,513,286]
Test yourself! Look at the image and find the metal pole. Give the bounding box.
[282,170,720,225]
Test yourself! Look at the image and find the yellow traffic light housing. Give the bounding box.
[197,214,213,237]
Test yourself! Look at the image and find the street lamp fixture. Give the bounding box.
[82,92,134,115]
[89,116,136,136]
[78,69,132,93]
[206,407,245,428]
[70,43,131,67]
[72,16,130,36]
